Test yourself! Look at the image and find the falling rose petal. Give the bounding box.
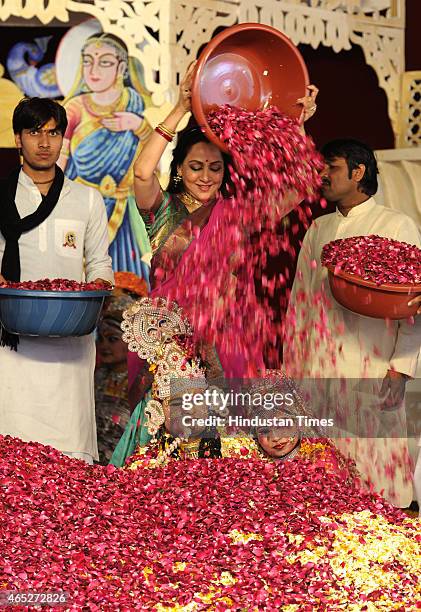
[152,105,323,376]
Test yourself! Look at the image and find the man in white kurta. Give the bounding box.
[0,98,113,463]
[284,139,421,506]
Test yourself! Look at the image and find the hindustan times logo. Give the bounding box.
[181,414,335,429]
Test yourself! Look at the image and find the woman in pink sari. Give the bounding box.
[110,65,317,465]
[110,65,236,464]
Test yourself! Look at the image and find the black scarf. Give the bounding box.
[0,165,64,349]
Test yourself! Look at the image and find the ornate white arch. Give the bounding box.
[0,0,406,138]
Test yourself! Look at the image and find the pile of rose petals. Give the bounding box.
[0,279,110,291]
[154,106,323,375]
[321,235,421,286]
[1,435,419,610]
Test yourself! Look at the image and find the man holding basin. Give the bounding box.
[0,97,113,464]
[285,138,421,508]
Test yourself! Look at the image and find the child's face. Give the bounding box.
[257,426,300,459]
[97,319,127,366]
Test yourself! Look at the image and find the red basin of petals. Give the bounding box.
[321,236,421,319]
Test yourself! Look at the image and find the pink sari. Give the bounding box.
[127,197,248,407]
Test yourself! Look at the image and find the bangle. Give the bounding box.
[155,125,173,142]
[158,122,176,138]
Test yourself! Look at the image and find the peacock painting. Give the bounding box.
[6,36,61,98]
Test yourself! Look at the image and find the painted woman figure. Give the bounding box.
[58,33,152,278]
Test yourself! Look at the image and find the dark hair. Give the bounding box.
[167,121,232,197]
[83,32,128,62]
[321,138,378,196]
[13,97,68,135]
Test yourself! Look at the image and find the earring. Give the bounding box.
[117,73,124,88]
[174,173,182,185]
[145,399,165,437]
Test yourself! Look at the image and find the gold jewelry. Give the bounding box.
[178,191,203,213]
[173,173,182,185]
[117,73,124,87]
[89,34,127,58]
[121,296,206,399]
[180,439,201,459]
[155,126,173,142]
[84,90,125,117]
[144,399,166,437]
[157,123,176,138]
[155,436,181,466]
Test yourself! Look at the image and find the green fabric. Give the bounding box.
[110,193,190,467]
[140,191,172,238]
[109,393,152,467]
[127,194,152,260]
[140,192,189,255]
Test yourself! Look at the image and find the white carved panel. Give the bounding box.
[350,23,404,136]
[171,1,238,102]
[236,0,405,141]
[239,1,351,52]
[398,71,421,149]
[0,0,407,142]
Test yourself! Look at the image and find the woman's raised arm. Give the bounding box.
[133,63,196,212]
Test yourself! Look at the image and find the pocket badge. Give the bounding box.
[63,231,77,249]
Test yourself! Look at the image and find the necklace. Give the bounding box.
[178,191,203,213]
[84,90,125,118]
[179,439,201,459]
[178,190,219,214]
[33,178,54,185]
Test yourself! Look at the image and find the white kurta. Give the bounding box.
[285,198,421,379]
[0,171,113,460]
[284,198,421,506]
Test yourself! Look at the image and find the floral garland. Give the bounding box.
[128,434,359,484]
[113,271,148,296]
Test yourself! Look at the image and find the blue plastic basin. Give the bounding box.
[0,288,110,337]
